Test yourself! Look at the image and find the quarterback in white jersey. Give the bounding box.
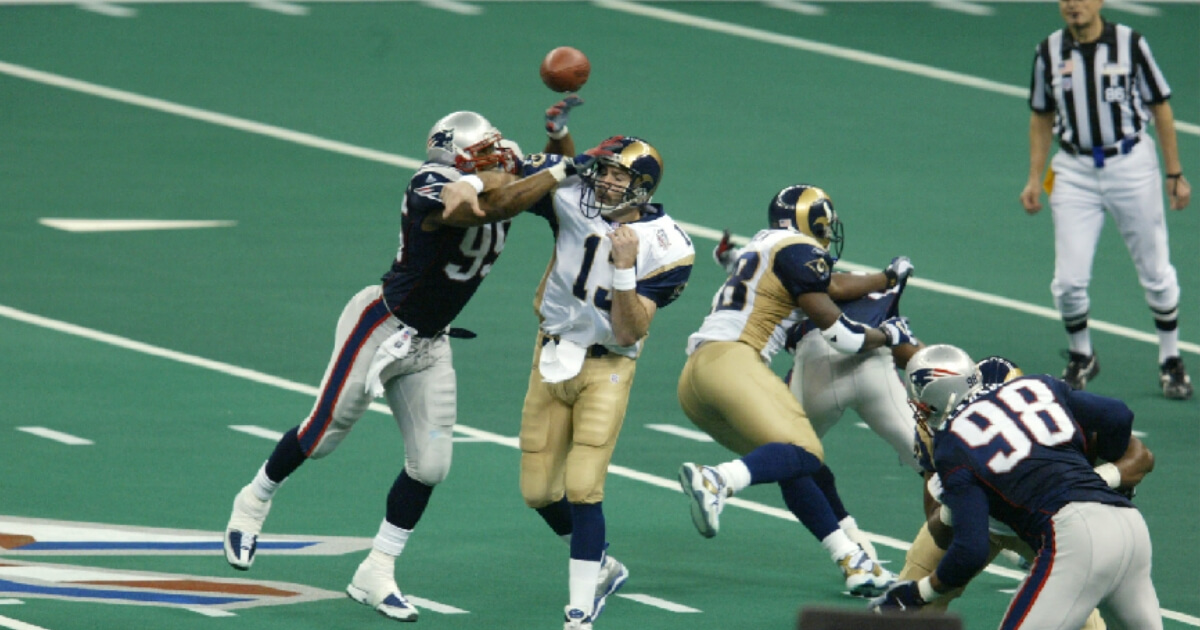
[518,123,694,630]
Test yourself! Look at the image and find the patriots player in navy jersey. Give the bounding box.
[872,344,1162,630]
[221,110,596,622]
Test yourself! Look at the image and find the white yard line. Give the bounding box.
[15,427,93,446]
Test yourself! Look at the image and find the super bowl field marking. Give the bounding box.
[230,425,285,441]
[15,427,92,446]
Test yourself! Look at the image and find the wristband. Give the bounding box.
[917,576,940,603]
[1166,172,1182,179]
[547,126,569,140]
[459,175,484,194]
[612,267,637,291]
[1095,462,1121,489]
[548,161,568,183]
[938,504,954,527]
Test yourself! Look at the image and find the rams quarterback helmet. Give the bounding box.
[426,111,519,174]
[580,136,663,219]
[905,344,983,431]
[768,185,844,260]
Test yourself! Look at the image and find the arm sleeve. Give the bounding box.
[1029,43,1055,113]
[1132,32,1171,104]
[935,465,993,588]
[772,243,832,296]
[1066,389,1133,463]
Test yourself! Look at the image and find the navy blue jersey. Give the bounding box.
[381,163,511,336]
[786,275,905,349]
[935,374,1134,552]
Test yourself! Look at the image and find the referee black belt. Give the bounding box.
[1059,135,1140,167]
[540,334,610,358]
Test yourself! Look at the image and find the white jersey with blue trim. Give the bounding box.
[687,228,831,361]
[530,172,694,359]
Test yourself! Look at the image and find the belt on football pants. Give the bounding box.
[1059,135,1140,168]
[540,334,610,358]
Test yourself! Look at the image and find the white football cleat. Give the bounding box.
[592,547,628,622]
[563,605,593,630]
[679,463,726,538]
[346,557,419,622]
[837,546,897,597]
[224,485,271,570]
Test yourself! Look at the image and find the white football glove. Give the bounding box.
[884,256,914,289]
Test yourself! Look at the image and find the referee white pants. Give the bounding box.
[1001,502,1161,630]
[1049,134,1180,318]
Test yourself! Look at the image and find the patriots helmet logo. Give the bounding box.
[428,129,454,153]
[909,367,961,392]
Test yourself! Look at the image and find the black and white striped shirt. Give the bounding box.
[1028,20,1171,152]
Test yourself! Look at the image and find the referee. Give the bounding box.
[1019,0,1192,400]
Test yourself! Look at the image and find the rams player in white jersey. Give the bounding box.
[712,232,922,562]
[677,184,919,597]
[512,100,694,629]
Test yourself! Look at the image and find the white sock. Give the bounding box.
[821,528,860,561]
[372,520,411,557]
[1068,329,1092,357]
[250,463,281,502]
[838,516,859,533]
[568,558,601,617]
[715,460,752,495]
[1158,330,1180,364]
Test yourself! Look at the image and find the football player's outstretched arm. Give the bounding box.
[435,170,560,228]
[795,292,909,354]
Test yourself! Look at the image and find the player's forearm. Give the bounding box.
[1151,102,1183,175]
[479,171,558,220]
[1027,112,1054,181]
[826,271,887,301]
[543,134,576,157]
[609,291,653,347]
[1109,436,1154,489]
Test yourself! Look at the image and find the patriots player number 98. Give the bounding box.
[951,380,1076,474]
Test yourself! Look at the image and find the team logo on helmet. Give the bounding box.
[428,129,454,153]
[909,367,963,390]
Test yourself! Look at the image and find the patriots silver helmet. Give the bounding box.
[767,185,843,260]
[426,111,518,174]
[905,344,983,431]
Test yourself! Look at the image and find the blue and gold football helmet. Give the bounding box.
[768,184,843,260]
[580,136,663,219]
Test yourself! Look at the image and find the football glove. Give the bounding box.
[868,580,927,613]
[563,136,621,177]
[884,256,914,289]
[713,229,736,268]
[879,316,916,347]
[545,94,583,140]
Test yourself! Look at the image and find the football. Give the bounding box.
[540,46,590,93]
